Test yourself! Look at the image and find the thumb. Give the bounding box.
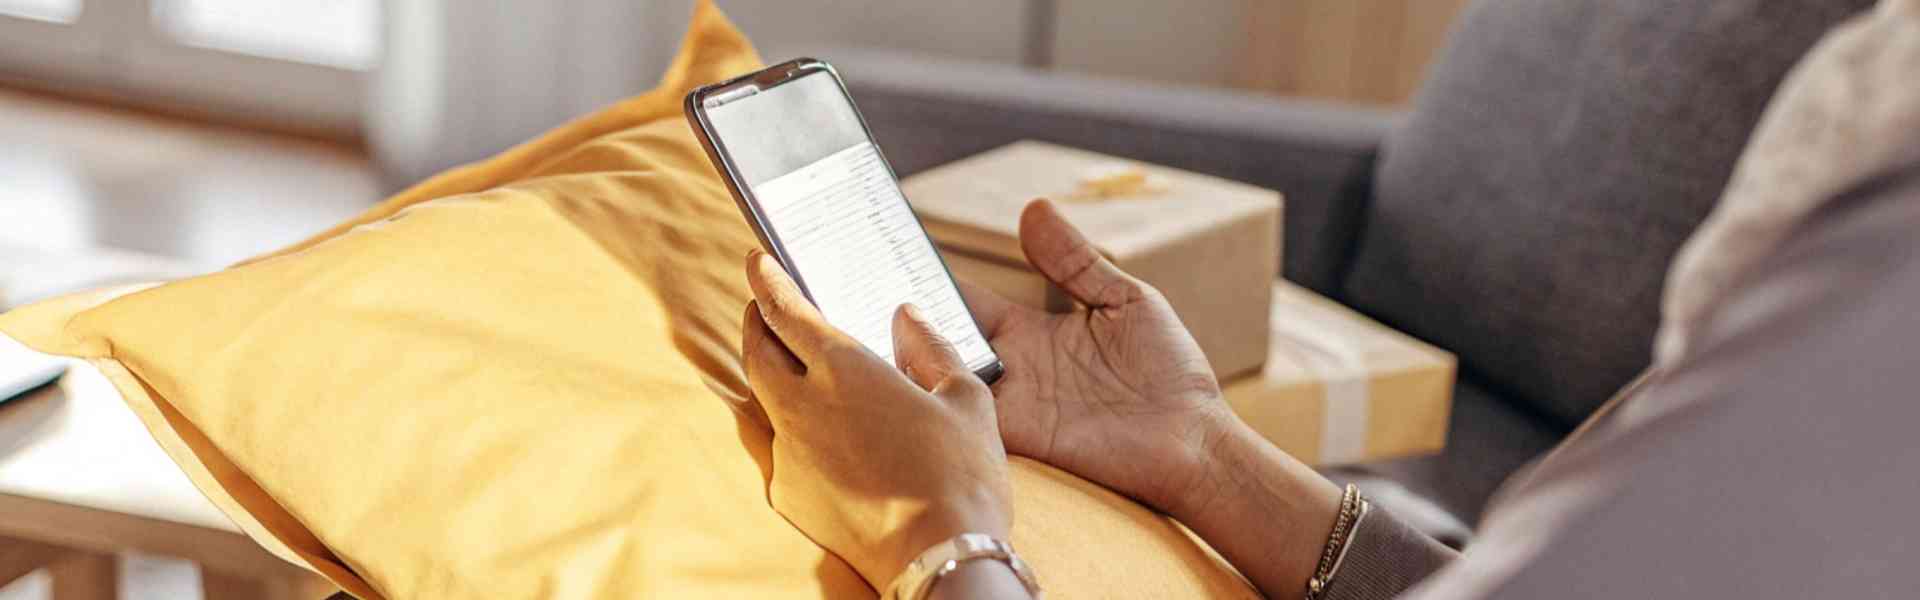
[891,303,966,391]
[1019,198,1152,308]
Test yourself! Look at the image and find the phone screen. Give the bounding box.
[700,68,998,374]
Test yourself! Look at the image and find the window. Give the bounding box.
[157,0,380,70]
[0,0,381,135]
[0,0,79,23]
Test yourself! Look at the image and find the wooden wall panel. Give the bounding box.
[1236,0,1469,106]
[1049,0,1245,88]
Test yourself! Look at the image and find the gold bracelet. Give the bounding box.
[884,533,1043,600]
[1305,483,1369,600]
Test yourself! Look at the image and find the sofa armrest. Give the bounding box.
[818,47,1398,295]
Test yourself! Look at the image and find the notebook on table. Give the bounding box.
[0,338,65,406]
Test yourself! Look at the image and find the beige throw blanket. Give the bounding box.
[1657,0,1920,364]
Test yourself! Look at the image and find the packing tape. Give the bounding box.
[1269,312,1370,465]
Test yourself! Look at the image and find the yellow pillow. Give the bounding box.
[0,3,1255,599]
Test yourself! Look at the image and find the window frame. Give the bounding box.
[0,0,367,136]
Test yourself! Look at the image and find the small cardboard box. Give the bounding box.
[901,141,1281,379]
[1226,281,1455,466]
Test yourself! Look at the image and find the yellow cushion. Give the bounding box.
[0,3,1255,598]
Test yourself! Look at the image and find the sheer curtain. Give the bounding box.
[368,0,686,188]
[366,0,1041,189]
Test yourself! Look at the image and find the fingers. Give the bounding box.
[955,280,1016,337]
[892,304,967,391]
[1018,199,1151,308]
[742,300,801,424]
[746,249,847,365]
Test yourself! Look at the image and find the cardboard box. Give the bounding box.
[1225,281,1455,466]
[902,141,1281,379]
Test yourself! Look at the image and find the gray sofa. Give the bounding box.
[828,0,1875,523]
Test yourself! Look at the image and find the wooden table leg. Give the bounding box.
[46,551,117,600]
[201,569,266,600]
[202,566,338,600]
[1,493,332,598]
[1,535,64,586]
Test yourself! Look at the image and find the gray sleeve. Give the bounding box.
[1406,169,1920,600]
[1322,506,1458,600]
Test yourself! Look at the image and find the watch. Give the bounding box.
[884,533,1044,600]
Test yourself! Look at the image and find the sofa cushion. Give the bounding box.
[1342,0,1873,427]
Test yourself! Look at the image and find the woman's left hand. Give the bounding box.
[740,249,1013,590]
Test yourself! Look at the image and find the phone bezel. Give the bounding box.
[685,57,1005,385]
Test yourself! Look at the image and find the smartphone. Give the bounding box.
[686,58,1004,384]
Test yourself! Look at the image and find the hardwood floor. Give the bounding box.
[0,87,381,270]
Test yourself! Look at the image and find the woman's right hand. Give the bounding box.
[960,199,1243,517]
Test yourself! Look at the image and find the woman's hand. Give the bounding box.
[741,249,1012,590]
[965,200,1342,600]
[959,199,1240,517]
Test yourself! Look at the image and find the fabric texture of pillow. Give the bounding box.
[0,3,1255,598]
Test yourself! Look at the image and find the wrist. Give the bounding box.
[873,492,1011,589]
[1161,410,1258,521]
[1170,419,1344,599]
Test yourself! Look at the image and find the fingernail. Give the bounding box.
[903,303,928,324]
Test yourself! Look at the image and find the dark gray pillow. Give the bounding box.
[1341,0,1872,428]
